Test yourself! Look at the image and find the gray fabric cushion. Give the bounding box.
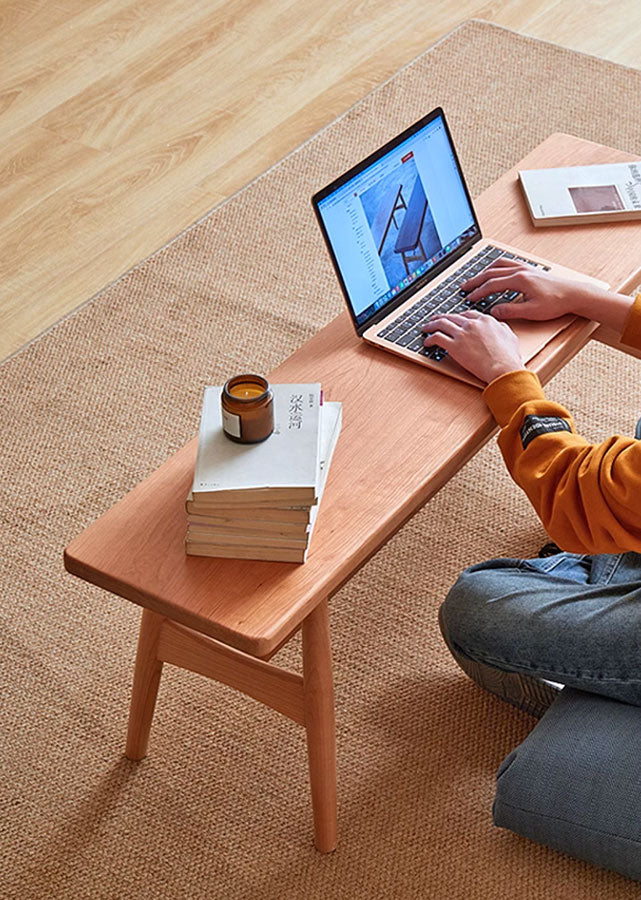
[493,688,641,881]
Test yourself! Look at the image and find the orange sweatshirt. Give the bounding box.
[482,295,641,555]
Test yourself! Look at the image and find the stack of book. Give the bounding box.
[185,382,342,562]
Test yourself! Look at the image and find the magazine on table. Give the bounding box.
[518,160,641,226]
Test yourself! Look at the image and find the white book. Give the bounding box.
[185,543,306,563]
[185,528,309,550]
[303,401,342,561]
[186,514,310,537]
[185,497,313,522]
[518,160,641,226]
[190,383,322,504]
[185,401,343,563]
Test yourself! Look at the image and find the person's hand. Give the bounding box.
[462,259,589,322]
[463,259,637,334]
[421,309,526,384]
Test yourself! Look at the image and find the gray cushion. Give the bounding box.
[493,688,641,881]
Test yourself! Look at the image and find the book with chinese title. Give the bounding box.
[190,383,323,505]
[185,384,342,562]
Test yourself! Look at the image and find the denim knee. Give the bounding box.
[440,565,496,654]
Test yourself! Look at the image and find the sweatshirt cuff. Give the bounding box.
[482,369,546,427]
[620,293,641,350]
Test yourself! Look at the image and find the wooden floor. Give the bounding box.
[2,0,641,362]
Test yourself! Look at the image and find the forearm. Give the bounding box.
[503,428,641,553]
[568,283,637,334]
[483,371,641,554]
[464,261,640,345]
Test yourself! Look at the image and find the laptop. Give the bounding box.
[312,107,607,387]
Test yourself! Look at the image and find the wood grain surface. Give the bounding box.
[2,0,641,361]
[63,134,641,659]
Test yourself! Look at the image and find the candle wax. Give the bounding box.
[228,383,265,399]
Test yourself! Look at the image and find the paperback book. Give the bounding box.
[190,383,323,505]
[185,384,342,563]
[518,160,641,227]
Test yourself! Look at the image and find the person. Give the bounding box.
[427,258,641,717]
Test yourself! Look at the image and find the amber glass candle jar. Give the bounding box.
[221,374,274,443]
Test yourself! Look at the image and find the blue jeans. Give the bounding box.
[440,550,641,707]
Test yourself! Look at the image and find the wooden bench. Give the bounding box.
[371,183,407,253]
[394,178,428,273]
[64,134,641,852]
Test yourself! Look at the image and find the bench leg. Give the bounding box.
[126,608,165,760]
[302,598,337,853]
[124,603,336,850]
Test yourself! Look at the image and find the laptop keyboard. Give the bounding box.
[376,245,550,361]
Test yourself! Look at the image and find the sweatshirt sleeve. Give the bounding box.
[481,296,641,554]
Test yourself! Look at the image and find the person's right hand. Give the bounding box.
[461,259,591,322]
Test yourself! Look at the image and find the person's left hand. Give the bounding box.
[421,309,526,384]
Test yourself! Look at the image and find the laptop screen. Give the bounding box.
[313,108,480,333]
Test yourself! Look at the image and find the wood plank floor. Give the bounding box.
[2,0,640,362]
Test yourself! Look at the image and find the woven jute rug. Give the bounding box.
[3,20,641,899]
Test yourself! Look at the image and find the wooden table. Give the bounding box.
[64,134,641,852]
